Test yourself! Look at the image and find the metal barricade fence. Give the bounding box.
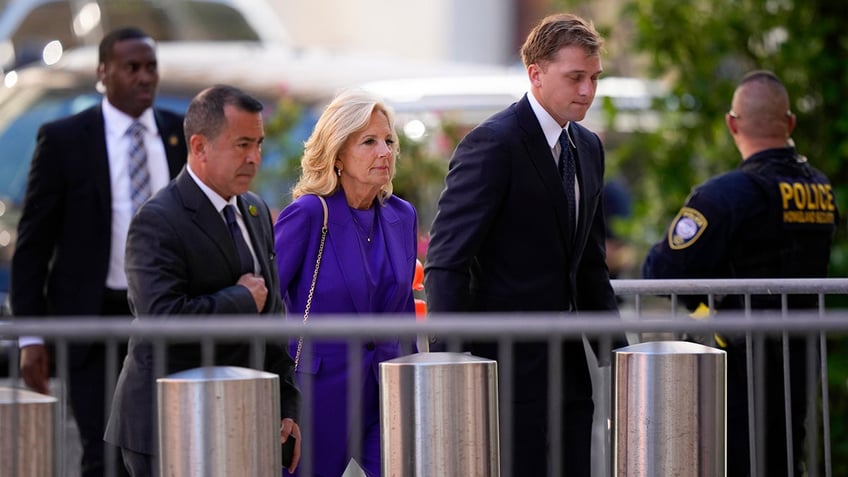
[1,278,847,477]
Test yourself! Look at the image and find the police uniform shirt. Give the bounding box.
[642,146,836,310]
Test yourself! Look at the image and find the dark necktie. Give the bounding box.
[559,129,577,239]
[127,121,151,213]
[223,205,255,275]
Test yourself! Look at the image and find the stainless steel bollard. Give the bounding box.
[157,366,280,477]
[380,352,499,477]
[0,386,56,477]
[612,340,726,477]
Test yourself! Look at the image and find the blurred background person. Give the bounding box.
[274,89,418,477]
[105,85,301,476]
[10,27,186,477]
[603,178,636,281]
[643,70,837,476]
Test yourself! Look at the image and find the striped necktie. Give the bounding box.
[127,121,151,213]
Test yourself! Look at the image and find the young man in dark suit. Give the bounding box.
[11,27,186,477]
[425,13,620,477]
[105,85,301,476]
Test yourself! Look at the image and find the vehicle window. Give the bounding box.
[3,1,264,70]
[0,90,100,204]
[173,1,259,41]
[101,1,259,42]
[10,1,76,67]
[0,90,316,205]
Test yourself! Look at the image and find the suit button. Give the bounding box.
[365,343,375,351]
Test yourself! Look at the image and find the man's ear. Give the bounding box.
[527,64,542,88]
[189,134,206,158]
[787,113,797,135]
[96,63,105,82]
[725,114,738,135]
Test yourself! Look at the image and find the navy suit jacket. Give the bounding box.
[425,95,616,315]
[425,95,618,398]
[11,105,186,322]
[105,169,300,455]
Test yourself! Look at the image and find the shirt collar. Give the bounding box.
[101,97,156,137]
[186,163,239,213]
[526,91,573,149]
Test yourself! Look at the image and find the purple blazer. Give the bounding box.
[274,189,417,358]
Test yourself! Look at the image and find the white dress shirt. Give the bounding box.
[102,98,171,289]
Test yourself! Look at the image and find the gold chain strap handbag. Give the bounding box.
[294,195,328,370]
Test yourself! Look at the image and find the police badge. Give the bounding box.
[668,207,708,250]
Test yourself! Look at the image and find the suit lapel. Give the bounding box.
[153,109,187,178]
[571,124,596,257]
[237,195,271,283]
[88,106,113,222]
[515,97,574,251]
[377,201,406,311]
[175,170,242,276]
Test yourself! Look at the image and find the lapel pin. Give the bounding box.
[169,135,179,146]
[248,204,258,217]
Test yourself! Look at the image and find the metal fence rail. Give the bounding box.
[1,278,847,476]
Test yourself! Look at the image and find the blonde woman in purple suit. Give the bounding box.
[274,89,417,477]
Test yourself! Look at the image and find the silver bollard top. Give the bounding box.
[158,366,277,383]
[381,351,495,366]
[0,386,57,404]
[614,340,725,355]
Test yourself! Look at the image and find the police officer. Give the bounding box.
[643,70,837,476]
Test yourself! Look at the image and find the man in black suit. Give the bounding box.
[424,13,619,477]
[11,27,186,477]
[104,85,302,476]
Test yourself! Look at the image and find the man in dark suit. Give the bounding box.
[104,85,302,476]
[11,27,186,477]
[424,13,619,477]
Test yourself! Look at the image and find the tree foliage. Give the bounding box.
[615,0,848,275]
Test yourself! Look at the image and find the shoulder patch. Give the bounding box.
[667,207,708,250]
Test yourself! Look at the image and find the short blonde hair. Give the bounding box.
[520,13,603,69]
[292,89,399,201]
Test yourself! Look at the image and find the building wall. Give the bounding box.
[270,0,641,75]
[271,0,515,66]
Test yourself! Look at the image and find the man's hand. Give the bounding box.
[20,344,50,394]
[237,274,267,312]
[280,417,302,473]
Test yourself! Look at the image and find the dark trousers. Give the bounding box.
[471,339,594,477]
[67,288,130,477]
[726,337,811,477]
